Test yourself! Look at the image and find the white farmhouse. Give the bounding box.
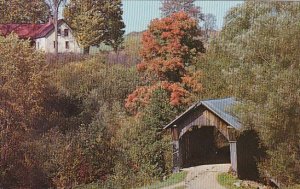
[0,19,83,54]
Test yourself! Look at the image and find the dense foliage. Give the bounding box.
[47,58,140,187]
[126,12,205,114]
[0,35,54,188]
[1,1,300,188]
[204,2,300,186]
[64,0,125,54]
[0,0,49,23]
[112,89,177,188]
[0,35,141,188]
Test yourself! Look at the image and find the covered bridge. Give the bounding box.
[164,98,261,179]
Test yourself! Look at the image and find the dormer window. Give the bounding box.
[64,29,69,37]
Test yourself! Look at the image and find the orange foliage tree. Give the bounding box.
[126,11,205,113]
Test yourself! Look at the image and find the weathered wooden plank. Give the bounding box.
[230,142,238,172]
[171,127,179,141]
[172,140,180,172]
[203,110,230,140]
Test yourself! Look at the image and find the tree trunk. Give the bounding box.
[54,9,59,56]
[83,46,90,54]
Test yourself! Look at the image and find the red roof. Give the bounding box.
[0,19,64,39]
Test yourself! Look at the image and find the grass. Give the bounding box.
[217,173,255,189]
[218,173,300,189]
[74,183,107,189]
[173,186,186,189]
[74,171,187,189]
[137,171,187,189]
[285,185,300,189]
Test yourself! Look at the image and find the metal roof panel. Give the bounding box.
[164,97,242,130]
[201,98,242,130]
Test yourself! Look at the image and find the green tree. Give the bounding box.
[64,0,125,54]
[210,1,300,185]
[114,89,177,188]
[103,0,126,52]
[0,0,49,23]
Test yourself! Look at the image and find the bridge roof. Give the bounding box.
[164,97,242,130]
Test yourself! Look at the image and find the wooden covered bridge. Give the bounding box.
[164,98,258,178]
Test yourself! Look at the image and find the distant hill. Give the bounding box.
[96,29,219,53]
[125,31,144,38]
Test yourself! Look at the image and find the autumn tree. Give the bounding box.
[0,34,50,188]
[209,1,300,186]
[117,12,205,188]
[0,0,49,23]
[64,0,125,54]
[126,12,205,114]
[160,0,203,21]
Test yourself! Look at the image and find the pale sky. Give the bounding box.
[60,1,244,34]
[122,0,244,34]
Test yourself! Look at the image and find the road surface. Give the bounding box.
[162,164,230,189]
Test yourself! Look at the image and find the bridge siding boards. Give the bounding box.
[165,98,241,174]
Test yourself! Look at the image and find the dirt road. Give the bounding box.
[183,164,230,189]
[162,164,230,189]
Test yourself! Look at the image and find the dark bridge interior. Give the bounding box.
[180,126,230,168]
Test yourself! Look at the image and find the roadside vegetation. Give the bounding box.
[0,0,300,189]
[217,173,256,189]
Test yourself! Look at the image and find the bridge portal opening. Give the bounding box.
[180,126,230,168]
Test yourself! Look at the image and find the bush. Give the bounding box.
[0,34,52,188]
[112,89,178,188]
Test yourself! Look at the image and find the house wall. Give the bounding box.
[36,22,83,54]
[35,38,46,51]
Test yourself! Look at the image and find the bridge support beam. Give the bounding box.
[229,141,238,173]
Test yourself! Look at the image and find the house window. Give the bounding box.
[53,41,55,48]
[65,41,69,49]
[58,29,61,36]
[64,29,69,37]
